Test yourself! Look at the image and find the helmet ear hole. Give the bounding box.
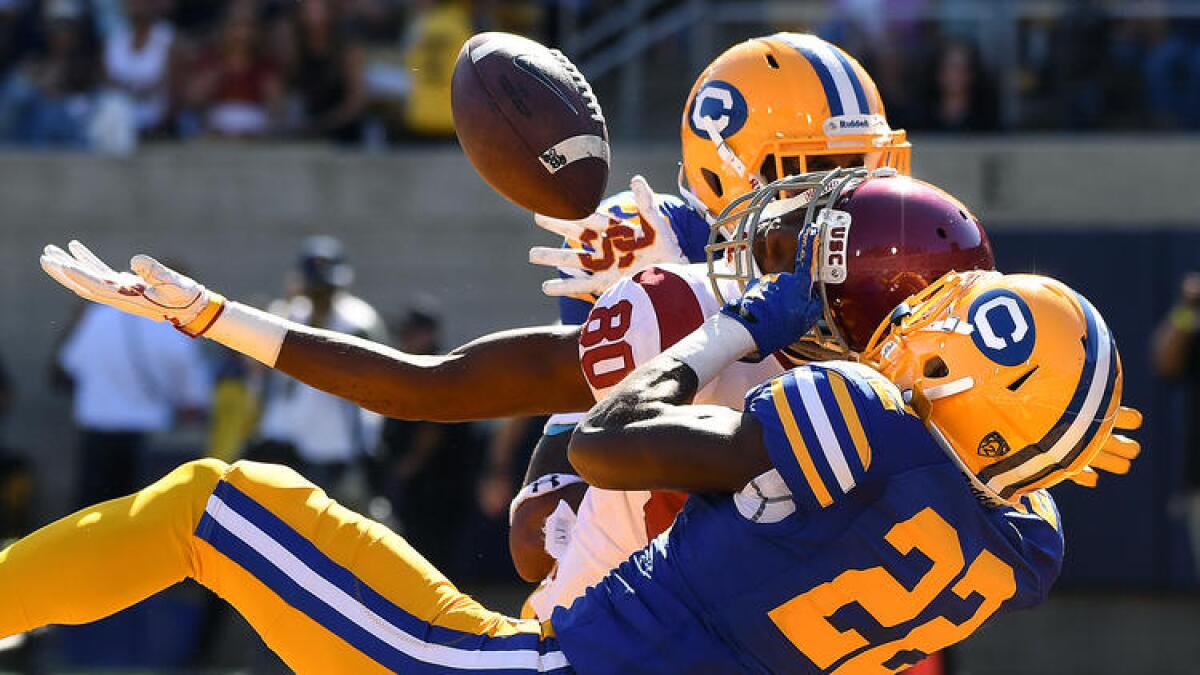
[923,356,950,378]
[701,168,724,197]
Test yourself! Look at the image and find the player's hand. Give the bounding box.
[529,174,686,297]
[41,241,221,335]
[1071,405,1143,486]
[719,224,822,361]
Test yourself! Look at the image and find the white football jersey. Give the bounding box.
[528,262,785,620]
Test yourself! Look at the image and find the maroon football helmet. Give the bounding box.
[707,168,994,355]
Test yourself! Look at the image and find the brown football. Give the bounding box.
[452,32,609,219]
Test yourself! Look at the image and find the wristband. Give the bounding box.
[663,313,756,388]
[175,293,227,338]
[508,473,585,525]
[544,412,584,437]
[204,301,290,367]
[1171,306,1198,333]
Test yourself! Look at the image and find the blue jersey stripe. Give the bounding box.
[197,482,563,664]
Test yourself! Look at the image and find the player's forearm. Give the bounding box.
[207,302,594,422]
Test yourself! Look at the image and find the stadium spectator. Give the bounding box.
[397,0,473,139]
[183,0,284,139]
[288,0,368,143]
[376,305,486,571]
[929,39,996,132]
[99,0,181,140]
[1152,272,1200,579]
[1143,17,1200,129]
[0,0,100,147]
[57,303,212,506]
[0,0,40,81]
[250,236,386,493]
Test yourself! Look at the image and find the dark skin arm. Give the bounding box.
[569,354,772,493]
[274,324,594,423]
[509,431,589,582]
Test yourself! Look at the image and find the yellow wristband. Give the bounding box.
[1170,306,1198,333]
[176,293,227,338]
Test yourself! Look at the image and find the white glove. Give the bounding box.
[41,240,224,336]
[529,174,686,297]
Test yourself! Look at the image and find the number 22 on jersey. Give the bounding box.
[768,508,1016,673]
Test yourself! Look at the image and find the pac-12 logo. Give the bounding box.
[968,289,1036,366]
[688,80,748,139]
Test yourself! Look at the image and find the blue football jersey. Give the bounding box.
[557,193,710,326]
[553,362,1064,674]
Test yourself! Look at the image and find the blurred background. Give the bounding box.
[0,0,1199,673]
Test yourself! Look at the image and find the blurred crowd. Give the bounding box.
[4,0,1200,152]
[0,0,544,151]
[817,0,1200,132]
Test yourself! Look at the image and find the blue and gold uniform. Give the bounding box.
[0,361,1064,674]
[552,362,1063,674]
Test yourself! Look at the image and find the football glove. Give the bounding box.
[719,224,822,361]
[41,240,224,336]
[1069,405,1144,487]
[529,174,686,298]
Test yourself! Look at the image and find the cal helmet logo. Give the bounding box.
[977,431,1011,458]
[967,289,1036,366]
[688,80,748,139]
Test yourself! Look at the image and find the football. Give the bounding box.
[452,32,609,219]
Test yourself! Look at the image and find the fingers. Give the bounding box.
[630,175,662,225]
[534,212,606,241]
[529,246,593,271]
[41,251,95,298]
[130,254,179,287]
[542,276,601,298]
[1114,405,1143,431]
[1101,434,1141,460]
[1069,467,1099,487]
[67,240,116,276]
[1089,450,1133,476]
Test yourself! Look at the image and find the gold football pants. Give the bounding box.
[0,459,569,674]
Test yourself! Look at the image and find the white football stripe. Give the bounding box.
[204,495,569,671]
[775,34,862,116]
[538,135,610,174]
[469,39,506,63]
[794,369,856,493]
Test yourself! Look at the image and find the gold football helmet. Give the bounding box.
[863,271,1140,504]
[679,33,910,222]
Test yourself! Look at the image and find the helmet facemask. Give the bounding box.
[705,167,883,358]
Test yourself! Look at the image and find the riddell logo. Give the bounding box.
[838,119,870,129]
[977,431,1011,458]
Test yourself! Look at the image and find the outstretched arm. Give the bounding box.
[40,242,594,422]
[275,324,590,421]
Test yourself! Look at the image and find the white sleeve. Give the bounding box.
[578,265,707,400]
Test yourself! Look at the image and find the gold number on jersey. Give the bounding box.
[767,508,1016,673]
